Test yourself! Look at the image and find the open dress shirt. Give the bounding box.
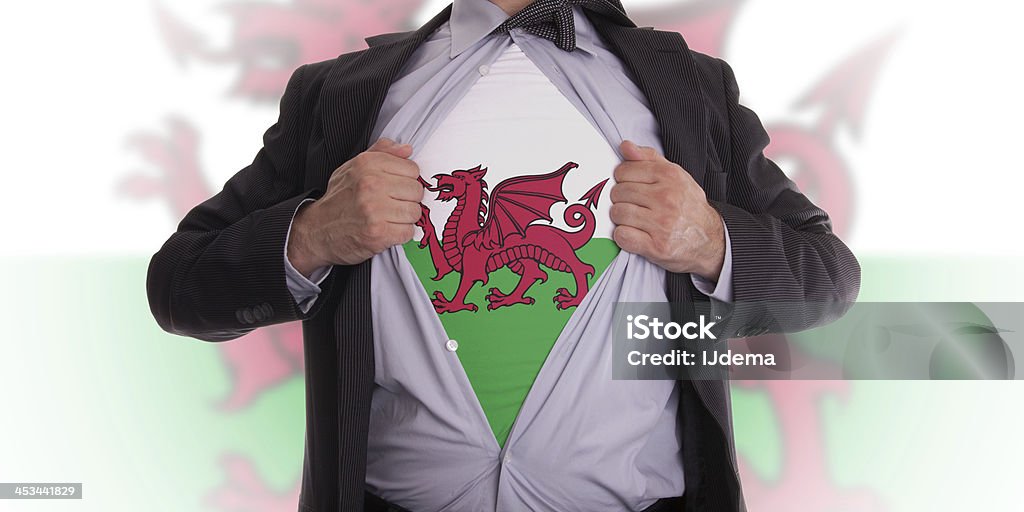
[282,2,734,511]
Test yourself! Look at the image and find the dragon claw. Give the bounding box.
[553,287,582,310]
[431,291,478,314]
[486,288,535,310]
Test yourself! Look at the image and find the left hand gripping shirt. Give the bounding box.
[367,35,684,512]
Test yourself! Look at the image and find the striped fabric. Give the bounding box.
[146,3,860,512]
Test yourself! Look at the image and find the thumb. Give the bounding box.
[620,140,664,162]
[368,137,413,159]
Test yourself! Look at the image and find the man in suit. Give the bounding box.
[147,0,860,510]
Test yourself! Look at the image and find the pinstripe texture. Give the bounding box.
[147,4,859,512]
[145,62,334,342]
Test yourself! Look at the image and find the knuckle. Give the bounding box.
[403,160,421,177]
[363,221,386,241]
[407,179,425,199]
[398,205,414,222]
[609,185,624,203]
[352,152,375,168]
[613,164,628,181]
[357,174,380,194]
[654,164,674,180]
[613,226,632,248]
[355,194,375,216]
[609,203,625,222]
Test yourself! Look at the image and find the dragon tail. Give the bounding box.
[563,179,609,250]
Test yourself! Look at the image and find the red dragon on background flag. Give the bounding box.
[122,0,899,509]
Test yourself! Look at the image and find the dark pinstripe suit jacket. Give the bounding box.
[146,5,860,511]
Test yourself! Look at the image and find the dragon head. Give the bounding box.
[421,165,488,202]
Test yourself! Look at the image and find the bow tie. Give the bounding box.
[490,0,629,52]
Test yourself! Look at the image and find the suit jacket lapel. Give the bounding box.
[586,12,740,487]
[319,4,453,173]
[585,12,709,190]
[317,7,452,510]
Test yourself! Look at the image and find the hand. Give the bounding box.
[287,138,423,276]
[609,140,726,281]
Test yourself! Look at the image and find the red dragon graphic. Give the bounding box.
[416,162,608,313]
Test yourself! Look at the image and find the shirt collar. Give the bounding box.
[450,0,602,59]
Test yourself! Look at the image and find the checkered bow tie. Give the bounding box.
[490,0,629,52]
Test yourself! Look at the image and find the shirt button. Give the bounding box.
[445,339,459,352]
[478,64,489,76]
[503,453,511,464]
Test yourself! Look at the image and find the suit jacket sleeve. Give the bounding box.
[707,58,861,337]
[146,64,337,342]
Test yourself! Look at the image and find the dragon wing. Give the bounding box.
[470,162,578,250]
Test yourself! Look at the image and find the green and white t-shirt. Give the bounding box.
[404,43,621,445]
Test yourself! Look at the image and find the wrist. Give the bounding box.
[694,209,726,281]
[287,202,329,277]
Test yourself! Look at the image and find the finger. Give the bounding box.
[620,140,666,162]
[368,137,413,159]
[379,142,414,159]
[609,202,658,233]
[612,225,655,256]
[384,222,416,245]
[613,161,659,184]
[381,174,426,202]
[367,137,396,152]
[372,153,420,179]
[609,182,659,208]
[379,198,424,224]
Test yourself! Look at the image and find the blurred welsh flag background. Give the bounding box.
[2,0,1024,511]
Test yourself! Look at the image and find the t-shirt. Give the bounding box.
[404,42,621,446]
